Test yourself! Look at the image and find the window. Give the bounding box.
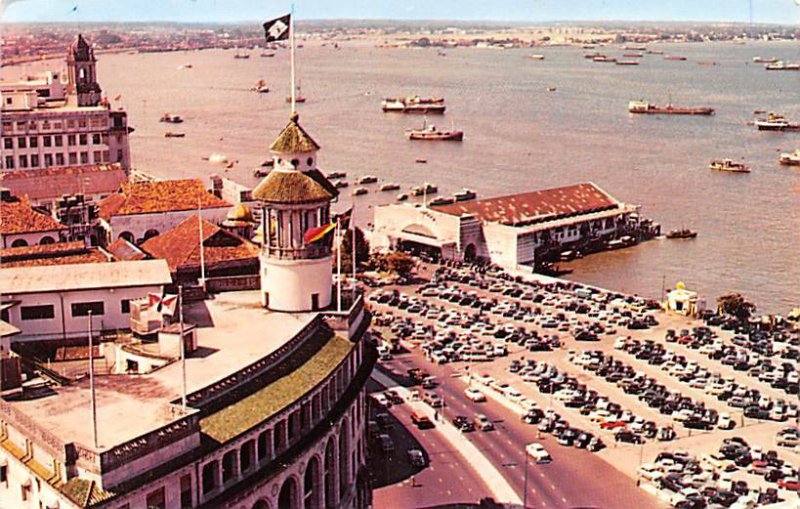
[93,151,101,163]
[67,135,76,146]
[3,138,11,150]
[44,154,53,167]
[55,135,63,147]
[92,133,101,144]
[17,137,26,149]
[30,154,39,168]
[21,305,55,321]
[4,156,13,169]
[43,136,52,147]
[66,120,75,129]
[69,153,77,165]
[180,475,192,508]
[56,153,65,166]
[71,301,104,317]
[79,134,87,145]
[80,152,89,164]
[0,465,7,483]
[116,150,123,162]
[18,155,27,168]
[78,119,87,128]
[202,461,218,494]
[145,486,165,509]
[29,136,38,148]
[120,300,130,314]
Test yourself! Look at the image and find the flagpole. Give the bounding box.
[179,285,187,411]
[336,218,342,313]
[290,3,296,113]
[88,311,98,449]
[198,199,205,286]
[351,201,357,300]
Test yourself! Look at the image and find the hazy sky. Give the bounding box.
[1,0,800,24]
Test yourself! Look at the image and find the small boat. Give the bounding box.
[160,113,184,124]
[709,159,751,173]
[380,183,400,192]
[584,52,604,59]
[622,52,643,58]
[286,81,307,103]
[615,60,640,66]
[357,175,378,184]
[664,55,687,61]
[428,196,455,206]
[381,96,446,114]
[666,229,698,239]
[164,132,185,138]
[333,180,349,189]
[415,158,427,164]
[177,64,193,70]
[753,110,767,115]
[765,61,800,71]
[752,56,778,63]
[779,149,800,166]
[606,235,635,250]
[396,193,409,202]
[453,189,476,201]
[261,159,275,168]
[406,119,463,141]
[352,187,368,196]
[593,56,617,63]
[527,54,545,60]
[207,153,228,164]
[646,50,664,55]
[623,45,647,51]
[411,183,438,196]
[546,86,557,92]
[754,113,800,131]
[251,79,269,94]
[233,49,250,59]
[326,171,347,179]
[260,52,275,58]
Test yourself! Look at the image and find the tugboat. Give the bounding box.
[666,228,698,239]
[406,119,463,141]
[709,159,751,173]
[381,96,446,114]
[629,100,714,116]
[754,113,800,131]
[159,113,184,124]
[779,149,800,166]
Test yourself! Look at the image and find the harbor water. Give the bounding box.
[9,40,800,313]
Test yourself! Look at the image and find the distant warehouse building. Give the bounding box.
[372,182,656,269]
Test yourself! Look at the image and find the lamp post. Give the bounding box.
[523,448,530,508]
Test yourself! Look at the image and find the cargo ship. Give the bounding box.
[765,61,800,71]
[406,120,463,141]
[382,96,446,114]
[628,100,714,116]
[754,113,800,131]
[709,159,751,173]
[779,149,800,166]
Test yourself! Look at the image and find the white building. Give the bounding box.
[0,34,132,173]
[373,182,646,269]
[252,112,339,312]
[0,194,66,248]
[0,259,171,342]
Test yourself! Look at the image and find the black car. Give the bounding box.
[522,408,544,424]
[574,432,594,449]
[709,490,738,507]
[452,416,475,432]
[614,430,643,444]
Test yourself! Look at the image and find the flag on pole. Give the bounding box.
[303,222,335,244]
[335,208,353,230]
[263,14,291,42]
[148,292,178,316]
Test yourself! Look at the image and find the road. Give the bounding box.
[379,352,665,509]
[367,379,497,509]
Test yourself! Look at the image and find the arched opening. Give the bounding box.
[324,439,336,509]
[278,476,299,509]
[240,440,255,473]
[252,500,270,509]
[119,231,134,243]
[39,236,55,245]
[201,460,218,495]
[463,243,476,261]
[222,450,237,484]
[11,239,28,248]
[143,229,160,241]
[303,456,322,509]
[338,419,350,499]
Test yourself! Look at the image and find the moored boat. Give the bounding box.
[779,149,800,166]
[411,183,438,196]
[428,196,455,206]
[453,189,477,202]
[666,228,698,239]
[664,55,687,61]
[628,100,714,116]
[159,113,184,123]
[380,183,400,192]
[164,132,185,138]
[615,60,640,66]
[352,187,368,196]
[406,119,463,141]
[765,61,800,71]
[326,171,347,179]
[382,96,446,114]
[527,54,545,60]
[251,79,269,94]
[709,159,751,173]
[753,56,778,63]
[333,180,349,189]
[593,56,617,63]
[754,113,800,131]
[396,193,409,202]
[357,175,378,184]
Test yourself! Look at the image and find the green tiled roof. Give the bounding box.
[200,330,353,443]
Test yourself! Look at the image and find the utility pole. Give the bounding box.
[523,448,530,508]
[88,311,98,449]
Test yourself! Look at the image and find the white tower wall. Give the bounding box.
[260,254,332,312]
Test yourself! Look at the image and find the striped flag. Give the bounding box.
[303,223,335,244]
[263,14,291,42]
[148,292,178,317]
[335,208,353,230]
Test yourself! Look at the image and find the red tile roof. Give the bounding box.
[0,164,127,203]
[140,215,259,273]
[431,182,620,226]
[0,196,66,235]
[97,179,230,219]
[0,241,113,268]
[106,237,147,261]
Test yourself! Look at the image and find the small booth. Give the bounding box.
[666,282,700,317]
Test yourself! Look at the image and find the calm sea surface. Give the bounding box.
[10,40,800,313]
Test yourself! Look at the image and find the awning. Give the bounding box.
[392,231,455,249]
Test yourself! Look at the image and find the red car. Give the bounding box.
[778,478,800,491]
[600,420,628,430]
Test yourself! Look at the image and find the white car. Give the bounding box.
[372,393,389,406]
[637,463,663,482]
[464,388,486,402]
[525,443,552,463]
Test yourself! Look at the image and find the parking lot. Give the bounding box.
[367,260,800,508]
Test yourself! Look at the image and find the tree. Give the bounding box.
[385,251,416,280]
[717,293,756,322]
[339,227,370,274]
